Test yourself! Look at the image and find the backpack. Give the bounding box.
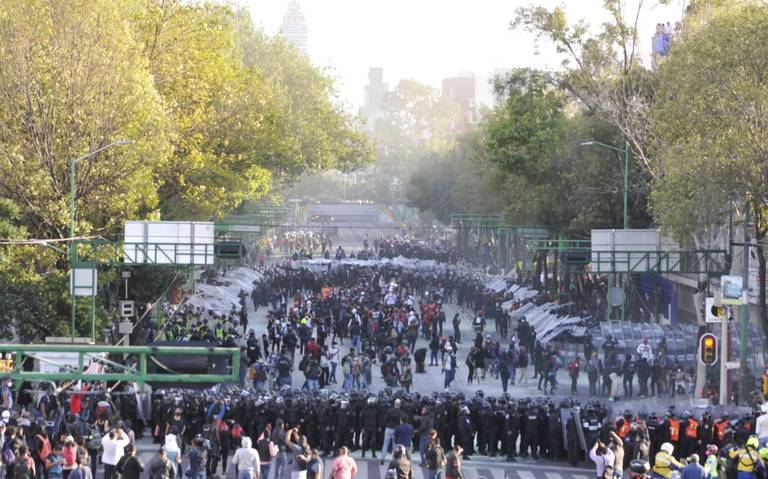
[36,435,51,461]
[231,424,243,440]
[424,448,438,469]
[87,431,103,451]
[14,460,31,479]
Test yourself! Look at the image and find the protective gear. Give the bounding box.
[747,436,760,449]
[652,447,683,479]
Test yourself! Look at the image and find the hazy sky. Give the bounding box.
[243,0,687,109]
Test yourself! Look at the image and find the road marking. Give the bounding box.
[517,470,536,479]
[545,472,564,479]
[476,467,497,479]
[573,475,590,479]
[368,459,380,479]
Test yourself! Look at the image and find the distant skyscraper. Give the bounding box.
[442,72,476,133]
[362,67,388,132]
[282,1,308,55]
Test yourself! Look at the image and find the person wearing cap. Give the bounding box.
[704,445,720,479]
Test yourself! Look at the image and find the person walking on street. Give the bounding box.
[681,454,705,479]
[148,448,176,479]
[116,444,143,479]
[232,437,261,479]
[445,446,463,479]
[272,420,289,479]
[381,400,406,465]
[388,445,413,479]
[329,447,357,479]
[424,436,446,479]
[452,315,461,344]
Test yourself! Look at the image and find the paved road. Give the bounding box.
[241,269,706,414]
[131,437,592,479]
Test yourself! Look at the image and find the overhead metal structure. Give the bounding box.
[0,344,240,391]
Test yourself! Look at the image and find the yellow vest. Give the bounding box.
[653,451,683,478]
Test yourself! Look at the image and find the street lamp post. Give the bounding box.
[580,139,631,321]
[579,140,630,229]
[69,140,133,341]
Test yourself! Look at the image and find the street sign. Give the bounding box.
[119,300,135,318]
[70,268,97,297]
[706,297,722,323]
[215,224,261,233]
[121,271,131,279]
[725,361,740,370]
[722,275,743,305]
[118,321,133,335]
[518,227,549,238]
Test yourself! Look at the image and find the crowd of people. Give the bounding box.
[4,234,766,479]
[2,377,768,479]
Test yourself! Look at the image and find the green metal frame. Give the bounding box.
[590,249,729,274]
[0,344,240,391]
[526,239,591,252]
[450,214,502,229]
[123,242,217,265]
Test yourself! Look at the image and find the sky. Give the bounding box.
[242,0,688,110]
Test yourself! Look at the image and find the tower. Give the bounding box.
[282,1,308,55]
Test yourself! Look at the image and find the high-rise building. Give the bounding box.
[282,1,308,55]
[442,72,476,133]
[361,67,388,132]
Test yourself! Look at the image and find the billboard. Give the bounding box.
[123,221,215,265]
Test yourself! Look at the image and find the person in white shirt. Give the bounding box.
[589,441,615,479]
[232,437,260,479]
[101,428,130,479]
[636,338,653,362]
[756,404,768,447]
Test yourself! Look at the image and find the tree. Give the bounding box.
[405,132,501,224]
[0,0,170,238]
[372,80,460,202]
[650,2,768,334]
[231,9,372,183]
[512,1,657,182]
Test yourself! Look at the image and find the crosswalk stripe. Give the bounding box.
[412,465,425,479]
[573,474,591,479]
[476,467,497,479]
[516,470,536,479]
[545,472,564,479]
[368,460,380,479]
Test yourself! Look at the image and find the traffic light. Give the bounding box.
[699,333,718,366]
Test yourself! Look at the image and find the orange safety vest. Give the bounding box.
[669,418,681,442]
[685,419,699,438]
[715,421,728,441]
[618,421,631,439]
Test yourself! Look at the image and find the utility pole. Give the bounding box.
[739,200,750,404]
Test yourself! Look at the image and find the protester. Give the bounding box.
[232,437,261,479]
